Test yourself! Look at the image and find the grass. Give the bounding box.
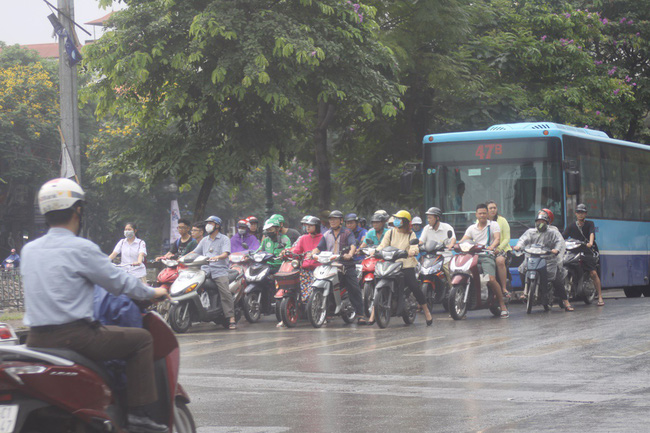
[0,311,24,322]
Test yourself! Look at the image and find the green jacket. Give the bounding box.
[256,234,291,267]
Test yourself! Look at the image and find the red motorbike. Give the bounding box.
[274,251,304,328]
[448,241,506,320]
[153,257,183,320]
[0,313,196,433]
[359,245,382,318]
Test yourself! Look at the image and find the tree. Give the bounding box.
[84,0,404,216]
[0,43,60,252]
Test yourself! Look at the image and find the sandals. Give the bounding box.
[357,317,368,325]
[500,310,509,319]
[228,322,237,330]
[565,304,575,312]
[597,300,605,307]
[502,290,511,301]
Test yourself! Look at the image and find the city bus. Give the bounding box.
[416,122,650,296]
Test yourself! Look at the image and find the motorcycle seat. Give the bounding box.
[227,269,240,283]
[30,347,111,384]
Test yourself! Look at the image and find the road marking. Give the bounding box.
[198,428,290,433]
[179,339,223,348]
[241,335,375,355]
[504,339,599,357]
[406,336,511,356]
[593,341,650,358]
[182,337,294,357]
[325,336,444,355]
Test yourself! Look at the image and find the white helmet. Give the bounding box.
[38,178,85,215]
[412,216,423,225]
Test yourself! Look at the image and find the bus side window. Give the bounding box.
[622,148,641,220]
[600,143,623,219]
[640,151,650,220]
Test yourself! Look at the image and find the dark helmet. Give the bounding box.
[205,215,222,226]
[329,210,344,219]
[345,213,358,222]
[426,207,442,217]
[306,216,321,226]
[535,211,550,223]
[370,213,386,223]
[576,204,588,213]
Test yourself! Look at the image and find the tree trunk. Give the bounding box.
[194,175,215,221]
[314,102,336,211]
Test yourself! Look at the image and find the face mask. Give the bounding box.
[124,230,135,239]
[393,218,402,228]
[536,222,548,233]
[205,224,215,234]
[267,231,277,240]
[238,228,247,235]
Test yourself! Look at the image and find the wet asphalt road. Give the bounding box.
[176,290,650,433]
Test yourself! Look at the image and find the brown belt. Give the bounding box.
[30,319,100,333]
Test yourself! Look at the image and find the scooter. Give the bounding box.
[0,312,196,433]
[448,241,505,320]
[563,238,597,304]
[419,237,453,313]
[358,240,382,318]
[242,251,281,323]
[372,239,420,328]
[152,257,183,320]
[167,252,244,333]
[307,248,357,328]
[2,260,15,271]
[274,251,304,328]
[515,245,554,314]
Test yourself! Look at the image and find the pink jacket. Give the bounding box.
[291,233,323,270]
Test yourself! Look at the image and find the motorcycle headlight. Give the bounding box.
[184,283,198,294]
[291,260,299,268]
[382,251,395,261]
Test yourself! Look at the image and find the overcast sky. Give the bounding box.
[0,0,123,46]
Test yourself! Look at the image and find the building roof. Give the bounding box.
[21,43,60,59]
[84,12,114,26]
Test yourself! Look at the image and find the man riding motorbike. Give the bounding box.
[459,203,508,318]
[272,214,301,246]
[514,211,574,311]
[411,217,423,239]
[310,210,366,324]
[190,215,237,329]
[345,213,368,247]
[419,207,456,282]
[359,212,389,249]
[2,248,20,269]
[21,178,169,433]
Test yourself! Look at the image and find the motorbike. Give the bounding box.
[167,252,245,333]
[448,241,506,320]
[372,238,420,328]
[514,245,554,314]
[358,239,382,318]
[242,251,282,323]
[563,238,597,304]
[151,257,183,320]
[0,312,196,433]
[274,251,304,328]
[307,248,357,328]
[2,260,15,271]
[418,237,453,313]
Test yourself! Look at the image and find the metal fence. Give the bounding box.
[0,270,24,311]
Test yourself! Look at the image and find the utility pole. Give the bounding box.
[265,164,274,218]
[57,0,81,183]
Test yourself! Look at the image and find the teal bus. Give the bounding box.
[417,122,650,296]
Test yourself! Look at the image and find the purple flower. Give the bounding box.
[595,60,603,65]
[541,35,547,41]
[632,83,637,86]
[358,13,363,22]
[608,67,617,76]
[601,18,608,24]
[349,127,355,131]
[564,86,568,90]
[613,89,620,95]
[596,111,601,115]
[628,20,634,25]
[565,13,571,18]
[620,17,627,24]
[353,3,360,12]
[625,75,632,82]
[310,51,317,57]
[584,125,589,129]
[636,32,641,37]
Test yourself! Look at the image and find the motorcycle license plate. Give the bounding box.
[0,405,18,433]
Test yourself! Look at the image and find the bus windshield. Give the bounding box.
[424,137,564,238]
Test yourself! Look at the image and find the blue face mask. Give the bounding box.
[393,218,402,228]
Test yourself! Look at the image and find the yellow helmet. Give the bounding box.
[392,210,412,222]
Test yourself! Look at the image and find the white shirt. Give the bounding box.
[113,237,148,278]
[419,222,456,246]
[463,221,500,246]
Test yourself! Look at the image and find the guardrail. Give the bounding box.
[0,270,24,311]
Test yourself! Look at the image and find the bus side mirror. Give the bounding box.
[400,171,414,195]
[566,171,580,195]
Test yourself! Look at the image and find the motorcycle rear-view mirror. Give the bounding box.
[447,230,453,239]
[409,238,419,245]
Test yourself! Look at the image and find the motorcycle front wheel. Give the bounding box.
[174,400,197,433]
[526,280,537,314]
[281,296,299,328]
[375,286,391,328]
[242,293,261,323]
[402,293,417,325]
[424,282,435,313]
[307,290,327,328]
[169,302,191,333]
[581,275,596,304]
[363,281,374,317]
[448,285,468,320]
